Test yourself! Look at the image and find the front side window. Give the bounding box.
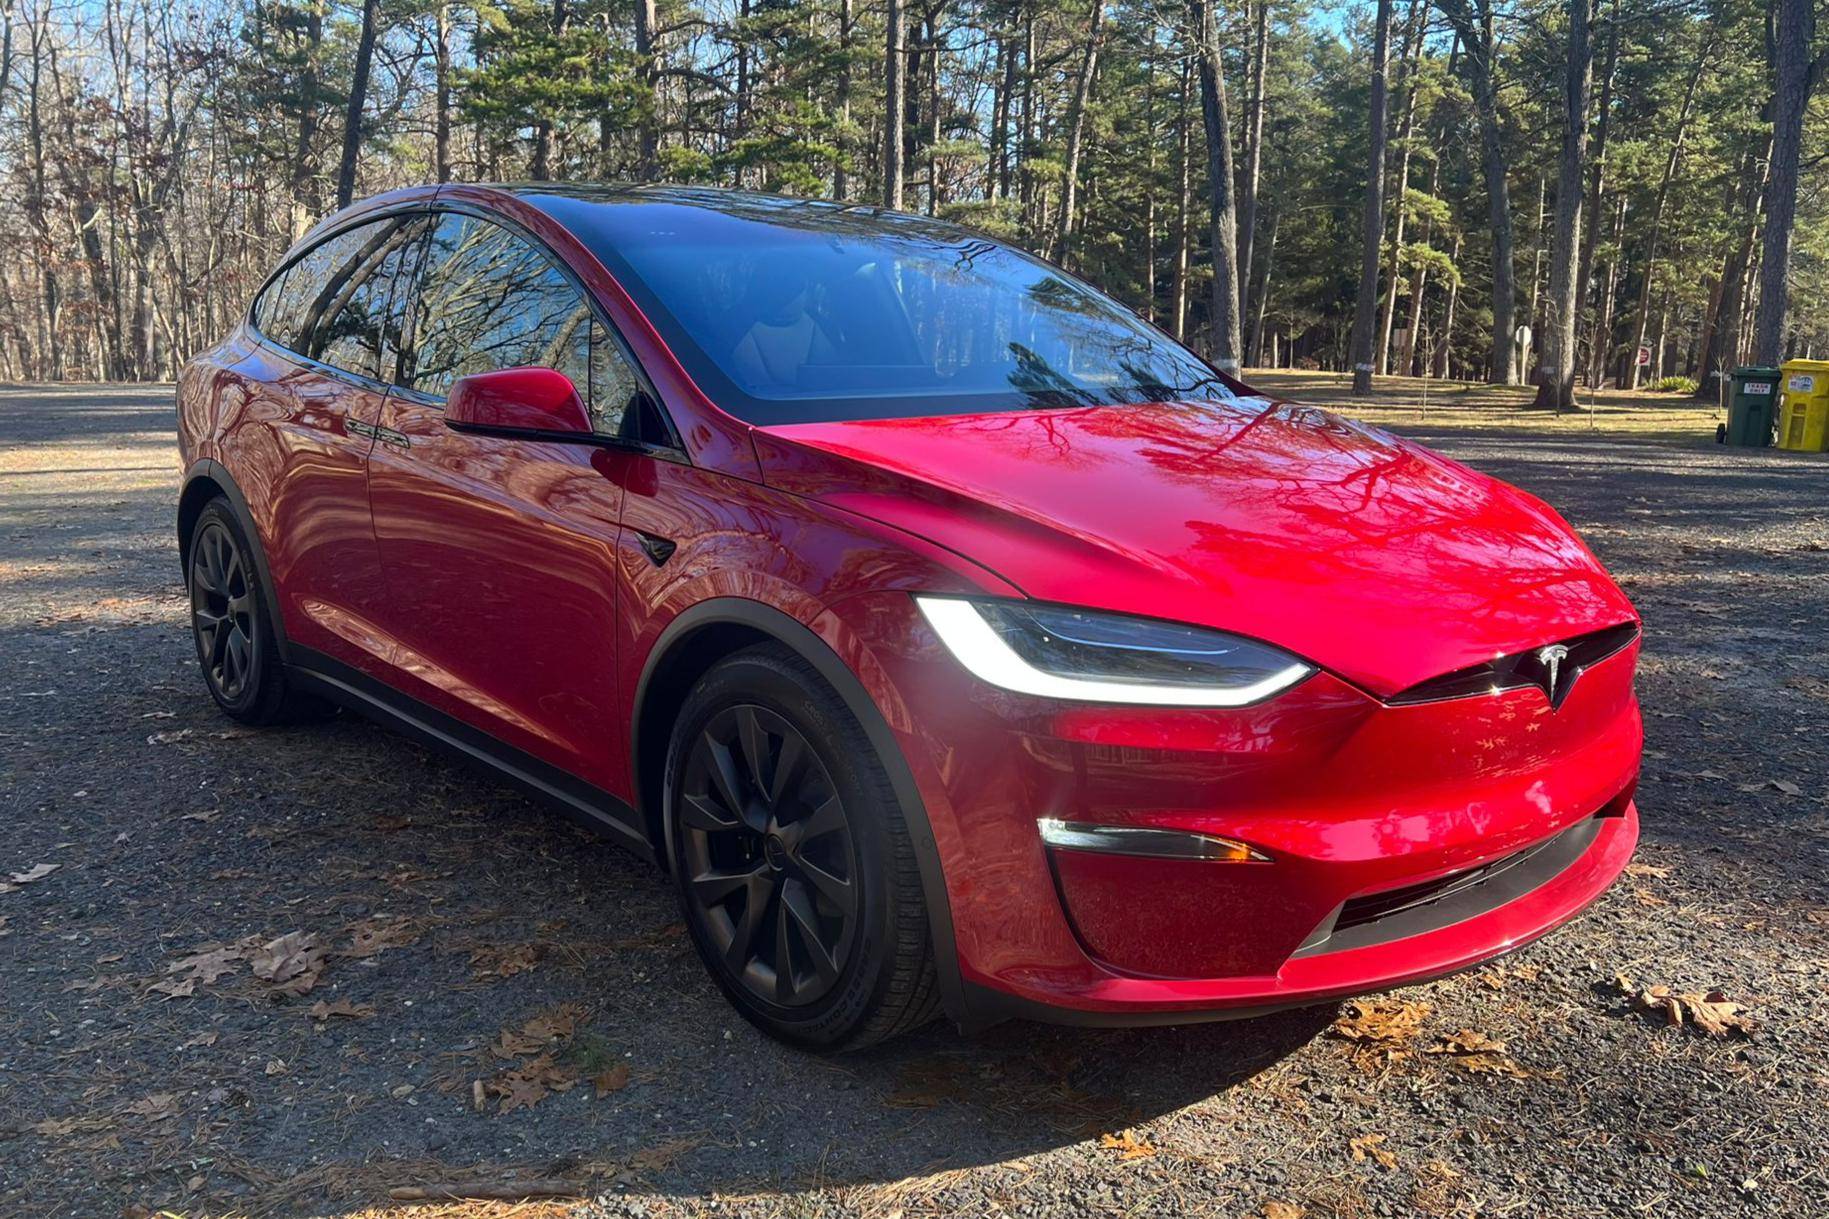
[568,198,1234,425]
[404,213,639,433]
[254,216,423,380]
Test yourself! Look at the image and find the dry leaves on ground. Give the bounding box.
[1349,1133,1397,1170]
[591,1063,632,1097]
[249,931,326,997]
[1098,1130,1157,1160]
[2,862,60,892]
[476,1004,594,1114]
[1631,983,1757,1037]
[123,1093,179,1124]
[1330,1000,1432,1045]
[341,916,424,958]
[1261,1204,1306,1219]
[470,942,545,980]
[1426,1028,1527,1077]
[310,998,376,1022]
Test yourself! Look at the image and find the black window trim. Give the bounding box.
[246,200,688,464]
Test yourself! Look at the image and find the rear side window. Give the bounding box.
[404,212,639,433]
[254,216,426,381]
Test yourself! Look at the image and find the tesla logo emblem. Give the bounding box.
[1534,643,1574,708]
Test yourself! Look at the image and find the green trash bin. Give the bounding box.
[1723,366,1780,447]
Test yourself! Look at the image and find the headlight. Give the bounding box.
[914,597,1314,707]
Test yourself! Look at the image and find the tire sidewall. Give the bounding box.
[665,648,901,1048]
[188,500,273,720]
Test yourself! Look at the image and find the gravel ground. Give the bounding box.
[1,383,1826,1219]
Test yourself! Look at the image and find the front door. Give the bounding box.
[228,215,425,672]
[366,210,646,801]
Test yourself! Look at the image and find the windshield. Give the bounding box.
[558,196,1234,425]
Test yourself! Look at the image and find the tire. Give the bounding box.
[664,642,940,1051]
[186,498,330,725]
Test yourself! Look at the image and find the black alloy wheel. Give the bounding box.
[678,703,858,1008]
[190,518,258,703]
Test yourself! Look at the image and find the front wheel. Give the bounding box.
[664,643,940,1050]
[186,499,329,725]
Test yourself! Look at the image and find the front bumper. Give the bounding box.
[814,592,1643,1027]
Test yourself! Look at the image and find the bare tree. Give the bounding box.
[1348,0,1392,395]
[1752,0,1824,364]
[335,0,382,209]
[883,0,906,208]
[1531,0,1591,412]
[1191,0,1243,369]
[1435,0,1516,384]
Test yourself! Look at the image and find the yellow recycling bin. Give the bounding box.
[1777,359,1829,451]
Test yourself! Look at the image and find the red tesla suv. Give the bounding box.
[176,185,1641,1049]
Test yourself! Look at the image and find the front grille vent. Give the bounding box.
[1387,621,1638,707]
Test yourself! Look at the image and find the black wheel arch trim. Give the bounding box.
[180,459,290,655]
[633,597,971,1028]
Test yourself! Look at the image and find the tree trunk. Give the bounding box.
[1573,2,1615,368]
[335,0,381,209]
[1054,0,1105,266]
[1172,58,1192,341]
[882,0,905,208]
[290,3,323,236]
[1250,209,1280,365]
[1438,0,1516,384]
[1752,0,1818,364]
[1531,0,1591,412]
[1347,0,1392,395]
[1238,0,1269,322]
[1375,0,1424,375]
[1436,231,1463,379]
[1623,38,1707,387]
[1192,0,1243,369]
[434,5,453,182]
[635,0,660,181]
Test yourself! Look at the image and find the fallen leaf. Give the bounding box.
[180,811,219,823]
[591,1063,632,1097]
[8,862,60,884]
[341,916,421,958]
[179,1031,218,1050]
[627,1138,697,1172]
[1349,1132,1397,1170]
[521,1002,586,1042]
[309,998,375,1022]
[1262,1204,1306,1219]
[1331,1000,1431,1045]
[1625,862,1671,879]
[249,931,324,997]
[165,943,246,987]
[1634,985,1756,1037]
[149,977,197,999]
[391,1084,416,1099]
[125,1094,179,1123]
[1098,1130,1157,1160]
[264,1058,288,1076]
[31,1115,114,1137]
[470,942,543,979]
[1428,1028,1508,1055]
[487,1054,577,1114]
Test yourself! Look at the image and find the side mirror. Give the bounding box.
[446,367,591,438]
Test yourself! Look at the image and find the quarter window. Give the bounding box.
[405,213,640,433]
[253,216,426,381]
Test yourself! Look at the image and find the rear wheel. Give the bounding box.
[186,499,329,725]
[665,643,939,1050]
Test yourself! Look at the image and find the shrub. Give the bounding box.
[1651,375,1699,395]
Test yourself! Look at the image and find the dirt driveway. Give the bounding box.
[2,383,1826,1218]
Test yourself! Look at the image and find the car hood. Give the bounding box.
[754,396,1637,697]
